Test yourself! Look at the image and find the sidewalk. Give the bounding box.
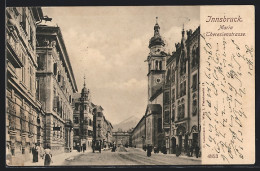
[131,147,201,161]
[23,150,84,166]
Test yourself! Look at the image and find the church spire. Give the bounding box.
[154,16,160,37]
[83,74,86,87]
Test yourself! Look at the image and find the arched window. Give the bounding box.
[180,53,186,76]
[192,46,196,68]
[155,60,158,70]
[159,61,162,70]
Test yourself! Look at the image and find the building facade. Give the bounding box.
[163,27,200,155]
[36,25,77,154]
[93,105,113,149]
[72,80,94,151]
[144,19,169,148]
[6,7,45,165]
[131,115,146,148]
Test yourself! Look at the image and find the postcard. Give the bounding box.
[5,5,255,166]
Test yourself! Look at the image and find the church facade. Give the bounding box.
[132,19,200,157]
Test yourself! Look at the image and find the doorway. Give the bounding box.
[171,137,176,154]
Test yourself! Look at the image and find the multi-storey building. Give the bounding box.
[93,105,113,148]
[36,25,77,154]
[163,27,200,155]
[6,7,44,165]
[72,80,94,151]
[131,115,146,148]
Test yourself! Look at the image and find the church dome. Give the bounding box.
[148,20,165,48]
[81,86,88,94]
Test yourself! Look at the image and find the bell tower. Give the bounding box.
[146,17,168,102]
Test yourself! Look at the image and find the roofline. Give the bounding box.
[132,115,146,134]
[36,25,78,92]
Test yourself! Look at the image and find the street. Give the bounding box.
[62,147,201,166]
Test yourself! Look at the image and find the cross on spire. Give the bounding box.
[156,16,158,24]
[83,74,86,87]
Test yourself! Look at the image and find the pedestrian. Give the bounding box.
[83,144,86,153]
[92,141,95,153]
[190,144,194,157]
[32,144,38,162]
[176,145,180,157]
[195,144,200,158]
[44,145,52,166]
[99,143,101,153]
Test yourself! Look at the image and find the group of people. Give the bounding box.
[31,144,52,166]
[92,140,102,153]
[187,144,200,158]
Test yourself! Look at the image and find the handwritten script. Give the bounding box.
[201,33,254,164]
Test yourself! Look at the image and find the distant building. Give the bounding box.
[131,115,146,148]
[36,25,77,154]
[112,131,131,147]
[93,105,113,148]
[72,79,94,151]
[6,7,44,165]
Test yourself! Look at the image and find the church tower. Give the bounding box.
[79,75,92,145]
[146,17,168,102]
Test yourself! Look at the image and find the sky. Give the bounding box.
[42,6,200,125]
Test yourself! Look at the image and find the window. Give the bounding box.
[171,67,175,84]
[155,60,158,70]
[159,61,162,70]
[53,63,57,75]
[166,68,171,83]
[172,108,175,122]
[74,129,79,136]
[192,99,197,116]
[180,54,186,76]
[164,91,170,105]
[192,46,199,68]
[73,117,79,124]
[75,104,78,111]
[192,74,197,91]
[183,81,186,95]
[21,8,27,34]
[192,93,198,116]
[172,89,175,102]
[177,103,185,120]
[180,81,186,97]
[58,72,61,82]
[36,79,40,101]
[22,54,26,83]
[164,111,170,124]
[158,118,162,132]
[29,66,33,91]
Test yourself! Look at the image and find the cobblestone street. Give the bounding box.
[61,147,201,166]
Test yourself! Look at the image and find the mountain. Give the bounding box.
[113,115,140,132]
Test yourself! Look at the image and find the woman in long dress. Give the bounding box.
[44,145,52,166]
